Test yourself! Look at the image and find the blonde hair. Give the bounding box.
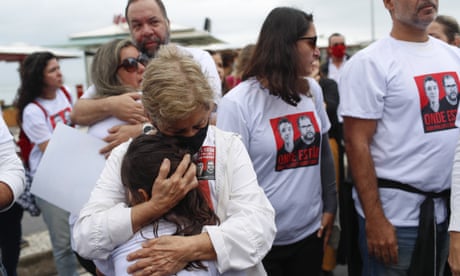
[142,45,214,126]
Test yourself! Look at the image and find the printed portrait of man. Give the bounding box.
[422,75,440,113]
[441,74,459,107]
[277,117,295,154]
[296,115,316,147]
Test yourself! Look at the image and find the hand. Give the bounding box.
[149,154,199,216]
[365,215,398,265]
[317,212,335,251]
[100,124,144,156]
[126,236,190,276]
[0,182,14,210]
[449,231,460,276]
[109,92,148,124]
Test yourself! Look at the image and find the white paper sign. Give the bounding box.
[31,123,107,214]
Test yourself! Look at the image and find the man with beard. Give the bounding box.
[295,115,319,149]
[339,0,460,274]
[440,74,459,109]
[70,0,222,155]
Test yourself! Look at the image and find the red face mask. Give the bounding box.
[330,44,346,59]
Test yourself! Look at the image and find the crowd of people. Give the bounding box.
[1,0,460,276]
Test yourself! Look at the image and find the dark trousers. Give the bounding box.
[262,232,323,276]
[0,203,23,276]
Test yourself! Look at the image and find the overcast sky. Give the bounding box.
[0,0,459,104]
[1,0,459,46]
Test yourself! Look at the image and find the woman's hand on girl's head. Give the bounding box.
[148,154,199,215]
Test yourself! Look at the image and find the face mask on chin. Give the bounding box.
[157,124,209,155]
[330,44,346,59]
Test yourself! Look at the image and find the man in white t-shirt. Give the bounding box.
[339,0,460,275]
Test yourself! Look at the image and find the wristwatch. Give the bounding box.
[142,122,155,135]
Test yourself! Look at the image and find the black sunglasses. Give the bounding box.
[117,54,150,73]
[298,36,317,49]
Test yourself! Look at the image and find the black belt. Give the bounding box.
[377,178,450,276]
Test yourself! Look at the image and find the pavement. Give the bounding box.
[17,230,92,276]
[17,213,91,276]
[17,231,92,276]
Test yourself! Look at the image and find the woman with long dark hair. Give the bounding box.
[217,7,337,275]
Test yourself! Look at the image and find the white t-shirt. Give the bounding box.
[175,45,222,105]
[217,77,330,245]
[22,87,73,176]
[339,36,460,226]
[0,115,25,211]
[451,137,460,231]
[327,57,348,83]
[94,221,244,276]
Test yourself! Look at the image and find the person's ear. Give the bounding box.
[138,188,150,202]
[383,0,394,12]
[454,34,460,48]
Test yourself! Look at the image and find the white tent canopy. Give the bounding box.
[69,22,194,39]
[66,22,227,53]
[0,42,81,62]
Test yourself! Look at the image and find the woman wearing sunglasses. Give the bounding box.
[84,39,148,148]
[217,7,337,275]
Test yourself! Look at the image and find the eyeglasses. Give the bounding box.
[117,54,150,73]
[298,36,317,49]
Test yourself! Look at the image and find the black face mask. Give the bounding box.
[157,124,209,155]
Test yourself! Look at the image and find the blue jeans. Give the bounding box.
[358,215,448,276]
[36,197,79,276]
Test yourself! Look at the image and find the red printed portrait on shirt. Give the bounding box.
[195,146,215,209]
[49,107,72,128]
[416,72,460,133]
[270,112,321,172]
